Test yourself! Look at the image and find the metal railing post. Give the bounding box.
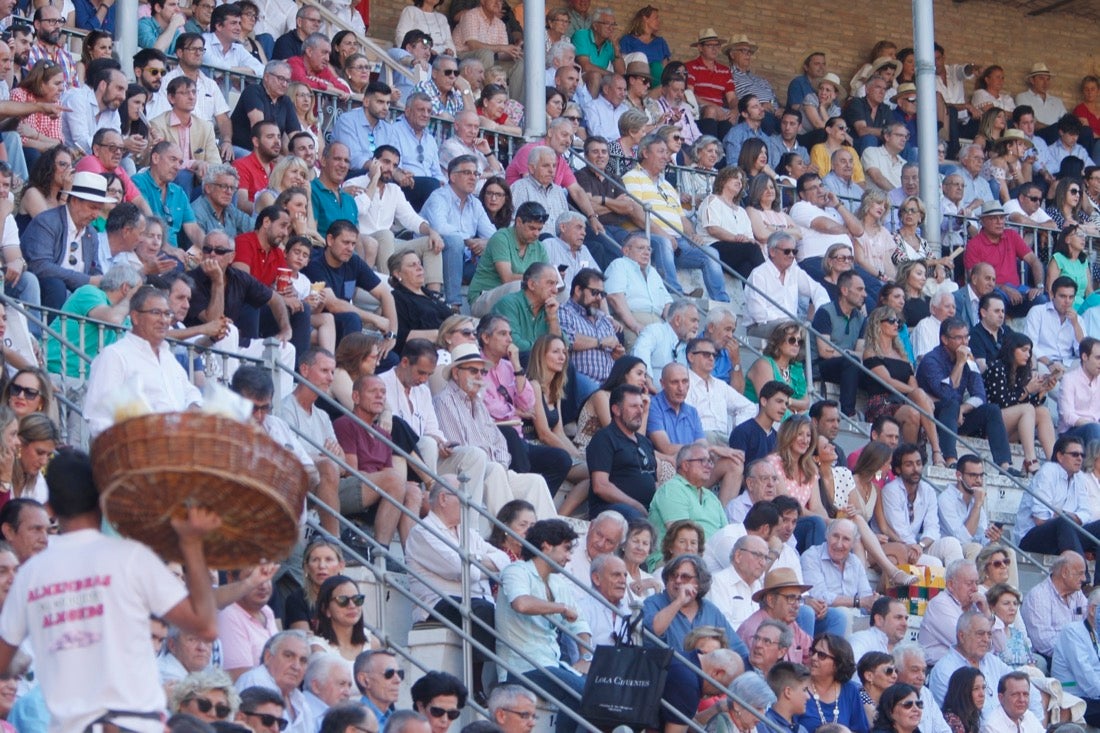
[458,471,474,697]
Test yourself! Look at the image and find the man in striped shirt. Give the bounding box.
[684,29,735,140]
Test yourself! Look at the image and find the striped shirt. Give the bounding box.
[433,379,512,465]
[684,57,734,108]
[732,67,776,106]
[623,167,684,233]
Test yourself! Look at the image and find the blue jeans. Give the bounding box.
[656,236,730,301]
[649,233,681,293]
[6,271,41,338]
[440,233,466,306]
[934,399,1011,465]
[813,608,849,636]
[1,131,27,181]
[508,667,586,733]
[855,134,880,154]
[1065,423,1100,445]
[795,515,826,554]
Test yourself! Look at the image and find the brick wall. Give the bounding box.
[369,0,1098,109]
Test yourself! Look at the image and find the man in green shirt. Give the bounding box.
[491,263,562,353]
[468,201,549,316]
[647,439,727,559]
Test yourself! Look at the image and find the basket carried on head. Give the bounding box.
[91,412,309,568]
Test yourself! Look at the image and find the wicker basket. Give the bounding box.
[91,412,309,568]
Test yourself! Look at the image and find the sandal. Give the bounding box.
[1024,459,1041,475]
[932,450,945,468]
[890,569,920,586]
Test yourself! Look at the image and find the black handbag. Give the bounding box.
[578,613,673,729]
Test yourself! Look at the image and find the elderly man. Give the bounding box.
[822,148,865,202]
[1053,587,1100,727]
[302,220,398,346]
[159,625,214,685]
[586,384,657,521]
[544,213,599,305]
[22,170,112,310]
[406,480,508,684]
[467,201,550,317]
[84,285,202,436]
[722,93,768,167]
[849,597,910,663]
[789,172,863,281]
[439,109,504,185]
[912,290,957,361]
[388,93,445,209]
[192,164,252,238]
[511,147,570,236]
[696,306,742,388]
[230,61,300,152]
[452,0,524,103]
[433,343,557,513]
[657,71,701,146]
[1027,275,1083,368]
[574,554,632,646]
[632,299,699,380]
[422,155,500,310]
[0,499,48,563]
[272,5,321,59]
[491,264,561,354]
[954,262,998,329]
[747,620,791,678]
[333,81,394,172]
[893,642,953,733]
[916,318,1015,471]
[351,651,401,729]
[938,455,1006,562]
[488,686,539,733]
[605,232,673,348]
[811,270,866,415]
[564,510,627,586]
[132,141,203,250]
[303,655,355,720]
[969,293,1010,372]
[235,630,315,732]
[686,336,756,443]
[862,122,909,191]
[801,518,877,634]
[1013,62,1066,130]
[150,76,221,187]
[624,133,729,302]
[1059,337,1100,443]
[649,442,728,548]
[955,143,996,209]
[288,32,350,99]
[415,56,470,120]
[685,29,735,132]
[647,364,744,503]
[880,443,964,568]
[916,559,991,665]
[930,612,1043,720]
[737,569,813,664]
[73,128,151,215]
[571,7,623,85]
[709,534,769,629]
[1005,181,1057,230]
[1022,550,1088,660]
[746,231,830,337]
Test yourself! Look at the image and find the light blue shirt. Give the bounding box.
[929,646,1044,722]
[800,542,871,604]
[495,560,590,678]
[1015,461,1091,538]
[766,134,809,169]
[603,255,672,316]
[1052,619,1100,698]
[421,183,496,240]
[958,166,995,207]
[583,95,629,141]
[721,121,767,169]
[332,108,393,169]
[389,116,444,181]
[823,171,863,205]
[632,320,685,381]
[937,485,989,545]
[1042,141,1095,173]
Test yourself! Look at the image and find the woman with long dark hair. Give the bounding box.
[870,683,922,733]
[479,176,513,230]
[18,145,71,227]
[981,331,1056,474]
[940,667,984,733]
[310,574,375,660]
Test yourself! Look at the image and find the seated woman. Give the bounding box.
[680,135,722,209]
[986,132,1034,204]
[1046,225,1100,313]
[656,519,706,572]
[486,499,536,563]
[12,62,65,166]
[820,242,855,302]
[940,666,984,733]
[972,65,1015,114]
[981,331,1056,475]
[876,285,916,362]
[765,415,828,527]
[797,633,869,733]
[309,574,377,660]
[478,83,523,138]
[17,145,71,230]
[893,196,954,295]
[855,189,896,305]
[976,542,1017,594]
[388,252,451,355]
[801,72,844,144]
[895,260,930,327]
[620,519,662,605]
[862,306,943,464]
[255,157,314,212]
[745,321,809,413]
[745,175,801,247]
[858,651,898,726]
[869,683,922,733]
[810,116,865,183]
[169,669,239,725]
[331,332,382,411]
[274,186,325,249]
[973,107,1007,153]
[283,539,345,630]
[738,138,776,192]
[697,165,763,280]
[987,582,1039,670]
[775,151,807,193]
[431,314,478,394]
[607,109,649,179]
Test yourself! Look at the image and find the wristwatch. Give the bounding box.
[383,331,395,339]
[581,652,594,662]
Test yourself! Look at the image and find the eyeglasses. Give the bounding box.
[202,245,234,255]
[989,557,1012,569]
[382,668,406,680]
[269,73,291,84]
[1026,195,1042,202]
[585,287,606,298]
[898,699,925,710]
[685,456,716,464]
[37,17,63,25]
[333,593,366,607]
[251,402,273,415]
[457,365,489,375]
[455,328,476,337]
[135,308,173,319]
[95,142,125,153]
[786,336,803,346]
[671,572,697,582]
[564,115,582,122]
[502,709,540,721]
[810,648,836,661]
[428,707,462,720]
[8,384,39,399]
[441,69,460,77]
[690,350,717,357]
[739,548,768,560]
[484,190,506,198]
[208,182,237,192]
[1065,451,1086,458]
[181,45,206,52]
[829,253,853,261]
[242,711,289,731]
[189,697,232,719]
[775,593,803,604]
[751,634,779,646]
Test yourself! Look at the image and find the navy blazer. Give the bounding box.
[22,204,101,292]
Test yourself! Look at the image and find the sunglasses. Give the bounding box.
[202,245,234,255]
[810,648,835,661]
[778,247,797,255]
[786,336,803,346]
[564,115,582,122]
[441,69,459,77]
[883,317,900,325]
[144,67,166,77]
[242,711,289,731]
[428,707,462,720]
[333,594,366,607]
[456,328,476,337]
[881,666,897,676]
[690,350,717,357]
[383,668,406,680]
[898,699,925,710]
[585,287,606,298]
[1070,188,1082,194]
[988,558,1011,569]
[190,697,232,719]
[1026,195,1042,202]
[8,384,40,399]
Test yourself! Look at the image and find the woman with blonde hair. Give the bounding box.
[12,413,59,503]
[289,81,323,157]
[893,195,953,294]
[430,314,478,394]
[284,538,346,629]
[254,156,314,211]
[765,415,828,520]
[607,109,649,178]
[862,305,943,464]
[855,188,895,304]
[170,669,240,723]
[745,321,808,413]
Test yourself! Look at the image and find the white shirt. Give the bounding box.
[235,664,316,733]
[575,590,632,647]
[584,95,630,140]
[848,626,889,667]
[880,477,941,543]
[148,69,230,124]
[790,200,850,260]
[686,369,756,435]
[1003,198,1053,224]
[202,33,264,76]
[744,258,830,326]
[61,85,120,154]
[911,315,943,360]
[345,177,428,236]
[1015,89,1068,127]
[379,368,444,442]
[253,0,296,38]
[861,146,905,190]
[83,332,204,437]
[708,566,761,629]
[1025,301,1079,364]
[980,704,1044,733]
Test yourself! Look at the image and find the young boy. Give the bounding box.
[284,235,336,354]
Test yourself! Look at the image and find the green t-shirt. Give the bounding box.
[466,228,548,304]
[571,28,614,70]
[45,285,128,378]
[492,290,548,353]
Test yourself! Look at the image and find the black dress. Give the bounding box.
[392,281,451,353]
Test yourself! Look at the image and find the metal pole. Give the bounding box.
[458,472,474,693]
[116,0,138,77]
[523,0,546,139]
[913,0,941,249]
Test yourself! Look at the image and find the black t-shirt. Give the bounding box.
[282,586,312,629]
[903,296,930,327]
[392,282,450,353]
[272,30,303,60]
[729,419,776,464]
[231,82,301,149]
[585,424,657,516]
[185,266,273,338]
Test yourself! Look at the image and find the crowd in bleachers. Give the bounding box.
[0,0,1100,731]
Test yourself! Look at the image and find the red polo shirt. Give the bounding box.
[234,231,286,286]
[232,152,271,203]
[685,57,735,108]
[963,228,1031,288]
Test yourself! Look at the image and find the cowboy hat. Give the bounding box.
[690,28,727,47]
[751,567,813,603]
[443,343,492,381]
[63,171,118,204]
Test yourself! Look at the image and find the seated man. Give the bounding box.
[217,563,279,680]
[632,300,699,381]
[351,650,401,728]
[937,455,1006,558]
[915,559,991,665]
[73,128,152,215]
[333,374,422,549]
[729,382,790,465]
[916,318,1015,472]
[955,263,998,330]
[438,109,504,186]
[1025,275,1083,369]
[302,655,355,720]
[800,518,876,635]
[746,619,791,678]
[1022,550,1087,661]
[132,141,204,251]
[574,554,632,646]
[848,597,910,664]
[746,231,830,338]
[466,201,550,318]
[648,443,728,552]
[604,232,673,349]
[1041,114,1095,172]
[564,511,627,587]
[583,73,629,140]
[1052,587,1100,727]
[558,268,620,399]
[1004,181,1057,231]
[159,626,214,686]
[982,671,1046,733]
[192,164,252,239]
[234,630,315,732]
[912,290,956,362]
[545,212,600,296]
[510,146,570,237]
[1058,336,1100,443]
[879,443,964,567]
[810,270,866,415]
[685,336,756,444]
[822,148,865,202]
[573,135,645,269]
[491,262,561,353]
[963,202,1046,316]
[845,75,891,152]
[586,384,658,521]
[968,292,1011,372]
[788,172,864,282]
[737,569,813,664]
[708,534,769,630]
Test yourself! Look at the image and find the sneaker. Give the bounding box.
[340,527,374,565]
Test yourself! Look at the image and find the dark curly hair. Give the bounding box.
[521,519,578,560]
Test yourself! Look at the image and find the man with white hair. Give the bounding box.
[303,654,355,720]
[745,230,830,338]
[893,642,952,733]
[159,625,214,685]
[583,72,628,140]
[605,232,673,349]
[574,553,632,646]
[709,534,769,629]
[488,685,539,733]
[912,290,957,361]
[438,109,504,186]
[565,510,627,586]
[957,144,995,208]
[1022,550,1088,660]
[1052,587,1100,728]
[702,305,745,389]
[800,518,876,634]
[633,299,700,381]
[235,630,315,732]
[546,211,600,290]
[511,146,570,236]
[916,559,991,665]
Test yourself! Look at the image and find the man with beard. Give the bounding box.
[233,120,281,214]
[27,6,75,88]
[559,268,619,391]
[133,47,169,98]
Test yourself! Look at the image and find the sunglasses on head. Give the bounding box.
[190,697,231,719]
[429,707,462,720]
[242,710,289,731]
[202,245,234,256]
[332,593,365,607]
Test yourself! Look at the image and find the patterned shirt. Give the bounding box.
[415,78,465,118]
[684,57,734,108]
[27,41,76,89]
[433,379,511,464]
[558,298,616,382]
[452,7,507,53]
[731,67,775,105]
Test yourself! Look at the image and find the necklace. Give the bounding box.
[809,681,841,724]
